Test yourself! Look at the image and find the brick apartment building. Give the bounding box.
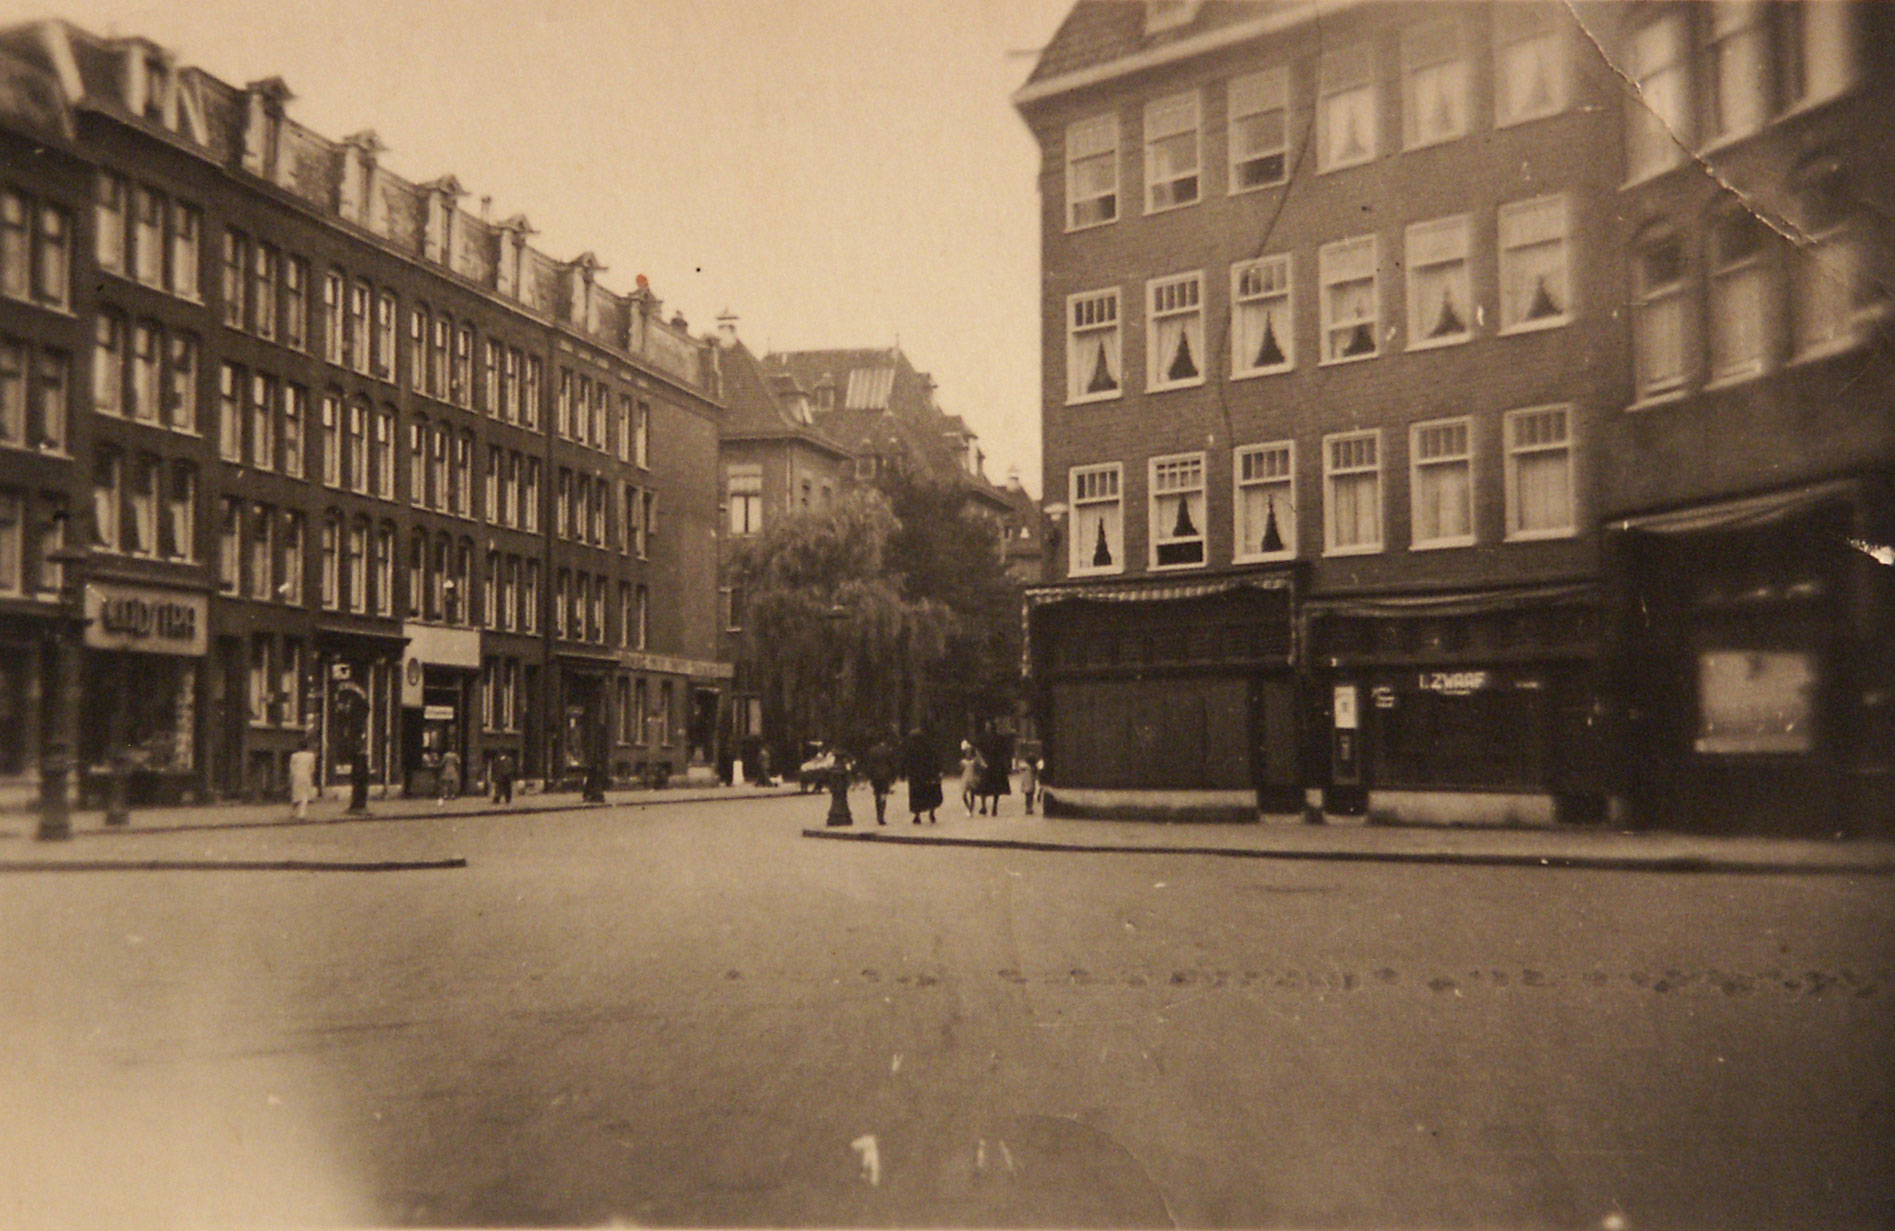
[1015,0,1891,832]
[0,20,729,804]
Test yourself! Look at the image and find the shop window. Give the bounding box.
[252,244,277,341]
[1318,44,1377,172]
[1149,453,1205,568]
[1504,405,1574,540]
[1323,430,1382,555]
[1235,441,1295,562]
[1695,649,1816,754]
[1406,216,1472,348]
[1632,230,1686,398]
[1319,235,1379,362]
[93,312,124,417]
[282,256,306,350]
[1709,207,1769,382]
[1065,113,1118,230]
[1494,4,1568,126]
[167,333,199,434]
[1410,417,1474,549]
[1232,255,1293,376]
[1144,91,1200,213]
[1146,272,1204,391]
[1228,68,1288,192]
[1499,195,1570,332]
[1402,17,1467,149]
[1628,14,1688,179]
[1704,1,1768,143]
[1069,463,1122,577]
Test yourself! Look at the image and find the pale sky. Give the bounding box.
[45,0,1071,495]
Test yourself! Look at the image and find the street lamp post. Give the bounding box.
[37,521,91,841]
[822,602,853,826]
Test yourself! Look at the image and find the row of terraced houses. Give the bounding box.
[1016,0,1893,834]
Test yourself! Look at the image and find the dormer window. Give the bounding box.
[241,78,293,185]
[1143,1,1198,36]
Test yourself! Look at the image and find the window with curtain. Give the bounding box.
[1499,195,1570,331]
[1067,288,1121,403]
[1318,45,1377,171]
[1146,272,1204,390]
[1232,255,1293,375]
[249,373,276,471]
[1323,431,1381,554]
[1235,442,1295,562]
[1410,418,1473,548]
[1144,91,1200,212]
[1406,216,1472,348]
[1066,114,1118,230]
[1149,453,1206,568]
[1633,232,1686,397]
[1320,235,1379,362]
[1403,18,1467,148]
[1504,406,1574,539]
[161,462,193,561]
[1069,464,1122,576]
[1495,4,1567,126]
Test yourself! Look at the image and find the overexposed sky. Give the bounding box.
[46,0,1070,495]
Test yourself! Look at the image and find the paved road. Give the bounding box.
[2,792,1890,1229]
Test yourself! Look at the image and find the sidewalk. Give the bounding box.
[802,803,1895,876]
[0,778,806,850]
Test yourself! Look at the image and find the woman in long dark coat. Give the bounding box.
[975,725,1013,815]
[903,729,943,824]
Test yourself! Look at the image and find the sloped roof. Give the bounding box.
[844,366,896,411]
[1023,1,1292,87]
[717,340,850,457]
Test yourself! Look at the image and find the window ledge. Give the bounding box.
[1406,333,1472,354]
[1065,391,1124,408]
[1498,313,1571,338]
[1318,156,1376,176]
[1503,527,1576,544]
[0,296,74,319]
[1403,129,1467,154]
[1494,105,1568,132]
[1788,335,1868,368]
[1228,177,1288,197]
[1698,128,1767,159]
[1625,389,1687,413]
[1064,216,1119,236]
[1323,544,1384,558]
[1409,538,1475,552]
[1319,351,1379,368]
[1145,379,1206,394]
[1620,162,1691,193]
[1234,552,1297,566]
[1067,567,1125,580]
[1230,365,1294,381]
[1703,367,1766,394]
[1150,558,1208,572]
[1144,196,1201,217]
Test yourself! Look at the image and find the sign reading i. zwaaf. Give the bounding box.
[83,584,208,657]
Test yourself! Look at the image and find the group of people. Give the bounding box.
[843,724,1041,827]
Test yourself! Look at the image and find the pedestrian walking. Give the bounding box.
[1017,738,1042,814]
[287,741,318,821]
[491,749,516,805]
[904,728,943,824]
[438,747,461,804]
[959,739,983,816]
[863,731,898,826]
[976,724,1012,816]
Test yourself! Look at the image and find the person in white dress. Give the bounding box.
[288,742,319,821]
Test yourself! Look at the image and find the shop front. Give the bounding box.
[551,650,616,793]
[401,623,479,797]
[314,624,404,798]
[1026,575,1300,820]
[1606,477,1894,836]
[1306,585,1604,827]
[78,581,207,804]
[0,608,53,785]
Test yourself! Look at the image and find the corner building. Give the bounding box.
[1016,1,1628,822]
[0,21,727,804]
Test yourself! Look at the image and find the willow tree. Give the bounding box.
[735,489,954,761]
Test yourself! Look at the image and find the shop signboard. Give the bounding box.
[401,622,479,708]
[83,584,207,657]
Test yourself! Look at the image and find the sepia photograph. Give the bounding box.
[0,1,1890,1227]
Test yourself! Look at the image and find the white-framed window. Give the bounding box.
[1409,417,1474,549]
[1065,114,1119,231]
[249,372,275,472]
[375,290,397,381]
[322,270,344,364]
[216,361,241,461]
[374,407,395,500]
[1,191,70,310]
[1232,255,1293,377]
[166,332,198,433]
[1318,45,1377,172]
[375,524,394,617]
[247,502,274,600]
[1146,272,1204,391]
[346,519,368,613]
[94,172,125,274]
[1787,1,1855,107]
[170,203,199,300]
[1495,4,1568,127]
[93,312,123,417]
[281,384,304,478]
[1705,1,1768,143]
[1235,439,1296,556]
[319,515,339,610]
[161,462,194,562]
[1228,68,1288,193]
[1319,235,1379,363]
[1068,463,1122,577]
[320,391,342,487]
[347,280,370,375]
[1402,18,1467,149]
[1504,405,1574,540]
[124,454,158,558]
[728,464,763,535]
[1148,453,1206,569]
[1709,208,1768,382]
[1144,91,1199,213]
[282,256,306,350]
[1405,215,1472,349]
[1323,430,1382,555]
[280,512,304,606]
[133,186,164,288]
[215,496,239,591]
[409,305,429,392]
[1066,287,1122,404]
[1791,158,1868,358]
[1628,14,1689,180]
[1632,230,1686,399]
[130,320,160,421]
[1499,194,1571,333]
[251,244,277,341]
[347,399,370,494]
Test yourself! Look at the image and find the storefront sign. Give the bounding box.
[83,584,207,657]
[1371,686,1397,709]
[1333,684,1358,730]
[402,623,481,669]
[423,703,456,722]
[1417,669,1489,696]
[620,649,736,680]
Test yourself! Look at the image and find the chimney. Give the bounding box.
[1007,465,1022,490]
[715,310,739,350]
[479,195,492,223]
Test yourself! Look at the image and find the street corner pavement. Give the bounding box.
[801,796,1895,876]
